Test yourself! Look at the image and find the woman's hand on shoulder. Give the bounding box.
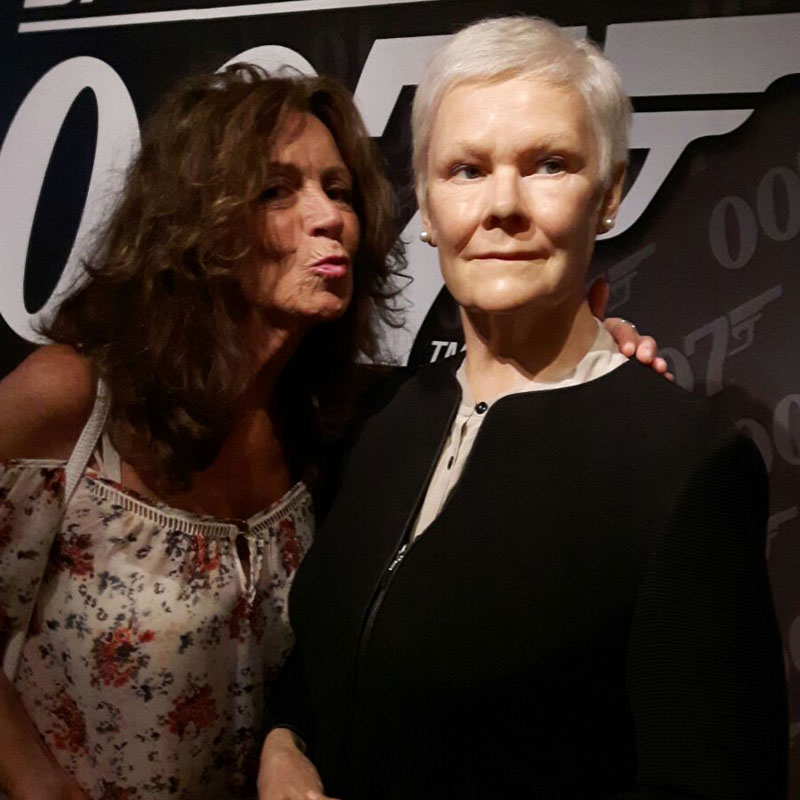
[587,277,672,378]
[258,728,340,800]
[0,344,94,460]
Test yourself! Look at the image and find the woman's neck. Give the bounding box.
[179,319,303,518]
[461,299,598,402]
[129,384,293,520]
[245,313,307,393]
[125,318,306,519]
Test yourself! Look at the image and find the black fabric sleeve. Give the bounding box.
[619,433,787,799]
[262,646,316,752]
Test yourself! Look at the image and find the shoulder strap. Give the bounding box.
[99,432,122,483]
[64,377,110,503]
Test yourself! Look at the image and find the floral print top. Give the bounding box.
[0,458,313,800]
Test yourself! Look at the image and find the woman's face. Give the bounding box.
[243,112,360,330]
[423,76,622,316]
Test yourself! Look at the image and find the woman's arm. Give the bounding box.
[258,648,339,800]
[0,673,88,800]
[0,346,93,799]
[622,433,787,799]
[0,345,93,460]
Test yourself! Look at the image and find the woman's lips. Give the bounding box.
[472,252,543,261]
[311,257,349,278]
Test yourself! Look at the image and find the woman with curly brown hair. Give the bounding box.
[0,64,404,800]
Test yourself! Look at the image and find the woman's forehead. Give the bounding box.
[430,78,592,151]
[438,75,584,114]
[269,112,345,166]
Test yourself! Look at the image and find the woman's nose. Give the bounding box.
[303,186,344,239]
[485,169,528,228]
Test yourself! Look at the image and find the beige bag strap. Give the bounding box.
[64,378,110,500]
[2,378,110,681]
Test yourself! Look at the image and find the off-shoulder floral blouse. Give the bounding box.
[0,453,313,800]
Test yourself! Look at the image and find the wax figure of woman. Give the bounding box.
[0,65,405,800]
[258,17,787,800]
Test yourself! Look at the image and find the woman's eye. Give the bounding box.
[536,158,565,176]
[451,164,483,180]
[326,185,353,205]
[259,183,293,204]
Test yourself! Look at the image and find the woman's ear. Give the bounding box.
[420,203,437,247]
[597,163,626,234]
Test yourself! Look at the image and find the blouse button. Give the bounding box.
[475,401,488,414]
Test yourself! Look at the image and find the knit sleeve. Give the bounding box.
[263,645,316,753]
[620,432,787,799]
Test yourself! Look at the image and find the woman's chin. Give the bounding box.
[446,273,557,315]
[304,296,351,325]
[458,291,554,317]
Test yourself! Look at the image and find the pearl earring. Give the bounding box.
[419,230,431,244]
[603,217,615,231]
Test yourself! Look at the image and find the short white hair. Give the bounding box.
[412,16,632,211]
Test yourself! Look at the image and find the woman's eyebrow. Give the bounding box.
[438,132,579,159]
[525,133,572,150]
[321,165,353,182]
[264,163,352,184]
[435,141,488,161]
[265,162,301,179]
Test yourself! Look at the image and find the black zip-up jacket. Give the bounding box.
[269,357,787,799]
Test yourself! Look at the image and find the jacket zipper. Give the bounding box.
[353,383,505,691]
[354,542,409,675]
[348,388,461,785]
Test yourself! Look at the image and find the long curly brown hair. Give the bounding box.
[44,64,405,493]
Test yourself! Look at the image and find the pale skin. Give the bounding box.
[257,80,669,800]
[0,112,358,800]
[424,76,634,400]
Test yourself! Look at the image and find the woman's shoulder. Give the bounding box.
[0,344,96,460]
[599,360,764,473]
[607,359,720,425]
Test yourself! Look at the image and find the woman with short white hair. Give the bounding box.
[258,17,786,800]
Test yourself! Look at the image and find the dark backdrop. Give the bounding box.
[1,1,798,794]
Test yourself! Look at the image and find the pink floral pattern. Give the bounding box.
[0,460,313,799]
[227,594,266,644]
[166,681,217,739]
[278,517,303,575]
[48,689,88,754]
[53,531,95,577]
[97,781,141,800]
[90,625,154,688]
